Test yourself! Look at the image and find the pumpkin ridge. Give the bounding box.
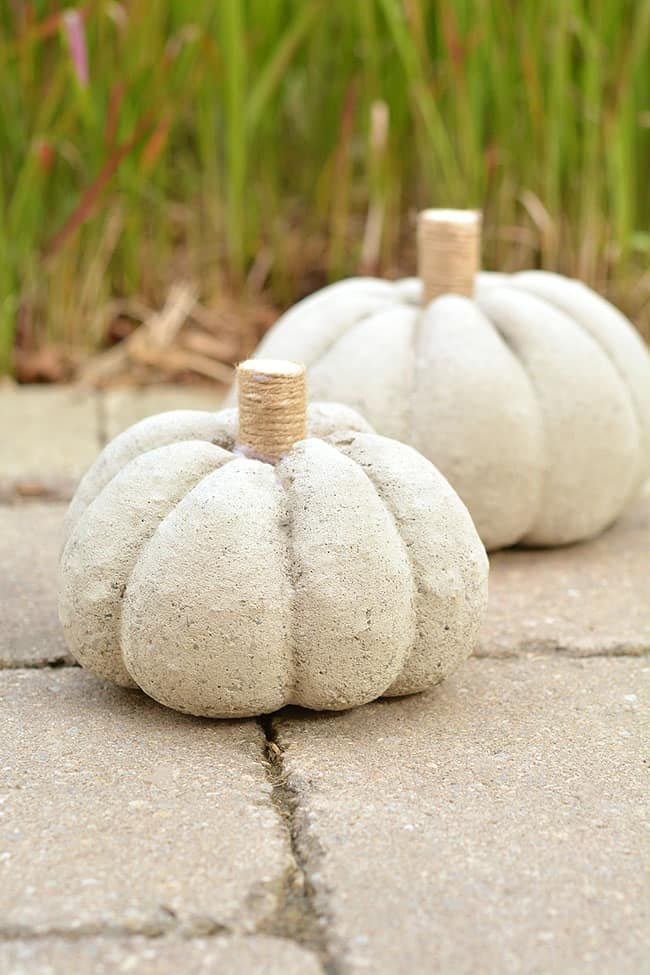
[307,294,408,382]
[327,433,419,687]
[284,278,402,369]
[570,329,644,460]
[332,431,488,693]
[509,274,649,488]
[116,450,238,683]
[479,286,639,545]
[64,409,237,542]
[59,440,233,687]
[277,438,413,709]
[310,304,416,441]
[473,287,553,543]
[408,294,545,548]
[120,458,293,717]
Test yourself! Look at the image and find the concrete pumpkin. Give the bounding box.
[244,210,650,551]
[59,361,488,718]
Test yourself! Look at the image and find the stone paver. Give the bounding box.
[2,384,648,974]
[0,385,226,499]
[0,935,323,975]
[0,386,99,493]
[0,504,72,667]
[480,497,650,657]
[276,657,648,974]
[0,669,291,935]
[104,385,224,440]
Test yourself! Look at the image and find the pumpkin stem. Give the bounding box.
[417,209,481,304]
[236,359,307,463]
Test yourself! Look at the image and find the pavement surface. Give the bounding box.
[1,384,648,974]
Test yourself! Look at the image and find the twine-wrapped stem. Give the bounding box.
[237,359,307,463]
[417,209,482,304]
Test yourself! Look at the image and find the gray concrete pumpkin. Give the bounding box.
[243,211,650,551]
[59,361,488,718]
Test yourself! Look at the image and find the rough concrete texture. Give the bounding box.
[275,657,648,975]
[104,384,224,441]
[0,385,99,496]
[481,498,650,657]
[253,271,650,549]
[63,402,371,541]
[59,441,234,687]
[331,432,487,696]
[0,669,291,934]
[64,408,236,539]
[0,936,323,975]
[0,503,73,667]
[60,410,487,716]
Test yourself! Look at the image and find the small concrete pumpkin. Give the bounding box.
[59,361,488,718]
[244,211,650,551]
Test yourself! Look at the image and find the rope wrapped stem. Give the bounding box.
[417,209,482,304]
[237,359,307,463]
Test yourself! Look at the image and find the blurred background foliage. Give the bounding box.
[1,0,649,380]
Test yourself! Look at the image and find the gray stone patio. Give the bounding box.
[1,384,648,974]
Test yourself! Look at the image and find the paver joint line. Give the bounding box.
[257,715,342,975]
[0,916,231,945]
[473,643,650,659]
[0,658,76,672]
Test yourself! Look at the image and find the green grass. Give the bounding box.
[1,0,649,374]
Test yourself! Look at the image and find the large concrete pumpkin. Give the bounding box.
[243,211,650,550]
[59,361,488,718]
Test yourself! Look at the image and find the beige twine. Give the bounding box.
[237,359,307,463]
[417,209,482,304]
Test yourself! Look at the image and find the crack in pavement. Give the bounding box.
[473,642,650,658]
[0,715,337,974]
[0,657,76,671]
[257,714,342,975]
